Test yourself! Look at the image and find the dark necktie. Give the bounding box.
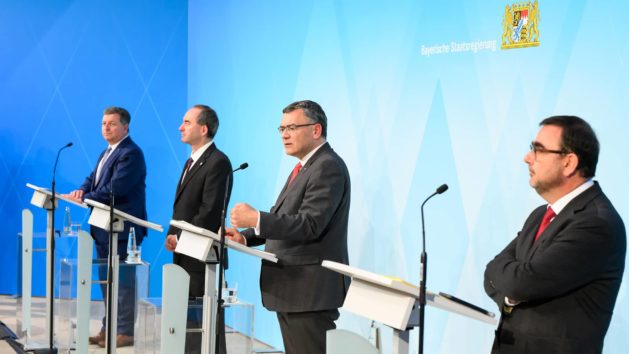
[535,207,556,241]
[180,158,193,184]
[288,162,302,186]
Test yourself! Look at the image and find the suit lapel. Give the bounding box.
[175,144,217,202]
[94,139,129,189]
[528,183,602,258]
[272,143,330,212]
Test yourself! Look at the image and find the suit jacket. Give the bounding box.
[80,136,147,246]
[484,182,626,354]
[243,143,351,313]
[166,143,232,296]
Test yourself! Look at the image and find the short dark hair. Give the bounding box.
[193,104,219,139]
[103,106,131,125]
[540,115,599,178]
[283,100,328,138]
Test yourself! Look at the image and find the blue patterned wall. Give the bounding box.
[0,0,188,299]
[1,0,627,353]
[189,0,628,352]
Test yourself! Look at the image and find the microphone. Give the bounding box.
[48,141,72,351]
[216,161,248,354]
[233,162,249,172]
[52,142,73,178]
[436,183,448,195]
[418,183,448,354]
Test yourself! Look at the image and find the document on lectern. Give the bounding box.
[322,260,496,326]
[170,220,278,263]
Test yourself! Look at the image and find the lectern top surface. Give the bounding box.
[84,198,163,232]
[170,220,278,263]
[26,182,88,208]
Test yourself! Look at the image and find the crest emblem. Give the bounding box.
[501,0,540,49]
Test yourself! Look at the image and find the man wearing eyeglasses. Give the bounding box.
[225,100,351,354]
[484,116,626,354]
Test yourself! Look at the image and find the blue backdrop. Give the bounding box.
[1,1,628,353]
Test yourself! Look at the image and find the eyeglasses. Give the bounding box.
[277,123,316,134]
[529,142,568,157]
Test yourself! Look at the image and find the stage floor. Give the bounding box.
[0,295,281,354]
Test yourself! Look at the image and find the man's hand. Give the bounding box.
[225,227,246,245]
[165,234,178,252]
[65,190,84,202]
[229,203,258,228]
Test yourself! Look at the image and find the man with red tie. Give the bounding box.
[484,116,626,353]
[226,100,351,354]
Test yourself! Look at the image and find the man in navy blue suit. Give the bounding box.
[67,106,147,348]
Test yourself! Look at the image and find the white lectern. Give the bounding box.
[84,198,163,352]
[322,260,496,354]
[169,220,278,354]
[23,183,88,350]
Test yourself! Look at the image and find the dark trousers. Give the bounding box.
[95,238,136,336]
[277,309,339,354]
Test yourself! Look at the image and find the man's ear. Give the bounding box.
[563,153,580,177]
[312,123,323,139]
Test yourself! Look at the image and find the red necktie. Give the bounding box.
[535,207,556,241]
[288,162,302,186]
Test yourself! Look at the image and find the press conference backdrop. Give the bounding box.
[1,1,628,353]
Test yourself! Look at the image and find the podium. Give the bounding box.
[22,183,88,350]
[84,198,163,352]
[322,260,496,354]
[168,220,277,354]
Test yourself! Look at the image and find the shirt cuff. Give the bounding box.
[504,297,518,306]
[254,211,261,236]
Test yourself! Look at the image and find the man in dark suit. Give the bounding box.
[67,106,147,347]
[165,104,232,354]
[226,100,351,354]
[484,116,626,354]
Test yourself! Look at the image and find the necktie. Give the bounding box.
[288,162,302,186]
[95,147,112,184]
[535,207,556,241]
[180,158,193,184]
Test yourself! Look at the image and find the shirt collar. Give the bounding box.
[550,179,594,215]
[108,134,129,152]
[299,141,326,166]
[190,140,213,164]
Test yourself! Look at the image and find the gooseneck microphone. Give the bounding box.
[52,142,73,178]
[233,162,249,172]
[48,142,73,353]
[216,162,248,354]
[418,183,448,354]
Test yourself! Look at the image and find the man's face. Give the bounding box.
[279,109,320,159]
[524,125,567,196]
[102,113,128,145]
[179,107,207,147]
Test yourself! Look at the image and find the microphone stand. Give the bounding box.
[214,162,247,354]
[418,184,448,354]
[104,156,125,353]
[45,142,72,354]
[105,178,116,354]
